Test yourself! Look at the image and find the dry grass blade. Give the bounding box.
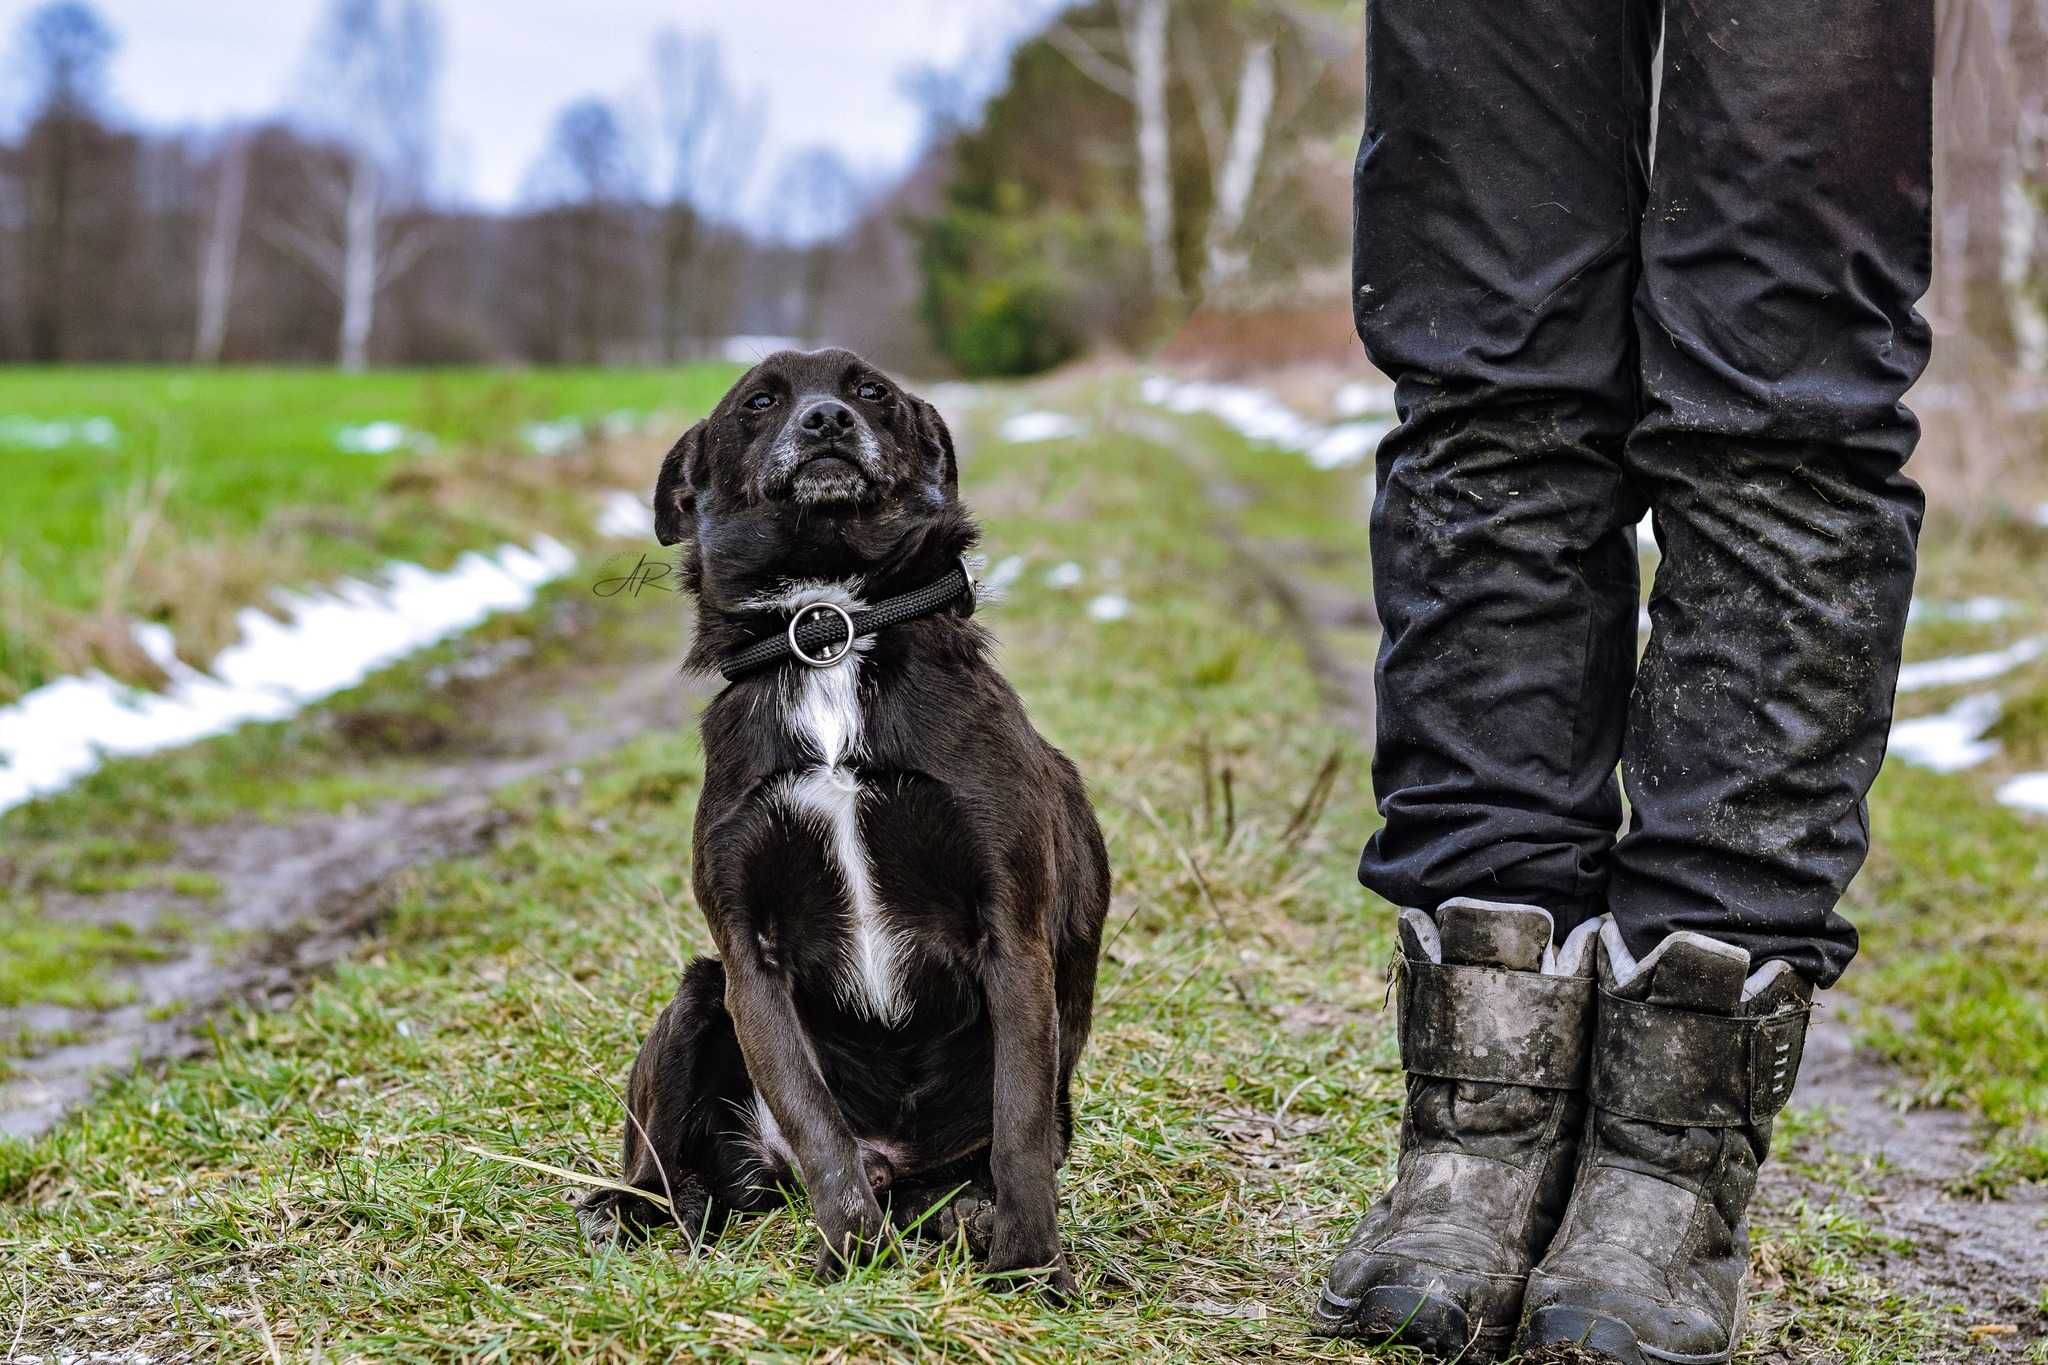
[1134,793,1240,948]
[1275,746,1344,862]
[455,1142,674,1212]
[244,1267,283,1365]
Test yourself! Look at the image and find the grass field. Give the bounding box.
[0,370,2043,1360]
[0,366,738,700]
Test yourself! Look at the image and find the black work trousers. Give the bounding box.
[1353,0,1932,987]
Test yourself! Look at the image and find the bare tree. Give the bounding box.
[1122,0,1175,297]
[193,131,248,363]
[1047,0,1178,298]
[771,146,864,342]
[268,0,441,370]
[2003,0,2047,372]
[648,30,765,358]
[528,97,641,363]
[1181,17,1277,294]
[13,0,116,361]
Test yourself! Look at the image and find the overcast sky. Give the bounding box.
[0,0,1067,216]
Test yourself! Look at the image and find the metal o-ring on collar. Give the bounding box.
[787,601,856,667]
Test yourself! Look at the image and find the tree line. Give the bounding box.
[2,0,2038,386]
[0,0,860,368]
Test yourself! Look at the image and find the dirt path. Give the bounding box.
[0,623,703,1140]
[1182,432,2048,1356]
[1759,1010,2048,1356]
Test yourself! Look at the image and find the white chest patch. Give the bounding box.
[759,581,909,1026]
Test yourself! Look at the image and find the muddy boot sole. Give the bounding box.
[1520,1305,1735,1365]
[1313,1283,1498,1359]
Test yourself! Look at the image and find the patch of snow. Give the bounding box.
[334,421,432,455]
[521,418,586,457]
[2035,501,2048,529]
[1333,381,1395,418]
[1994,772,2048,814]
[981,554,1027,596]
[1894,636,2047,692]
[926,382,985,412]
[1308,422,1394,469]
[999,411,1085,443]
[1907,596,2017,624]
[1087,593,1131,622]
[599,409,649,438]
[0,537,577,815]
[0,415,120,450]
[1044,561,1085,589]
[1140,375,1389,469]
[1887,693,2001,773]
[597,489,653,540]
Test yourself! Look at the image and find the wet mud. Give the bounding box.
[0,631,699,1140]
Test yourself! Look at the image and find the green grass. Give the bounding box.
[2,377,2013,1361]
[1849,762,2048,1185]
[0,906,172,1009]
[0,365,736,698]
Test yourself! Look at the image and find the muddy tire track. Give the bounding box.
[1128,406,1378,734]
[1755,1011,2048,1357]
[1,632,704,1140]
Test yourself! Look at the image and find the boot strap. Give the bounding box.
[1397,960,1595,1090]
[1591,992,1810,1127]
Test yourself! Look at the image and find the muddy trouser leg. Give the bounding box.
[1332,9,1658,1348]
[1514,9,1934,1360]
[1608,0,1934,989]
[1353,0,1656,933]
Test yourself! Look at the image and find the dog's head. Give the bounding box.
[653,348,957,548]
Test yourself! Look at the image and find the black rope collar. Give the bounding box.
[717,557,977,681]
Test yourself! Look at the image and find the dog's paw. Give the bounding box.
[577,1183,710,1249]
[810,1188,890,1280]
[984,1218,1079,1307]
[575,1190,640,1248]
[927,1188,996,1259]
[982,1248,1080,1307]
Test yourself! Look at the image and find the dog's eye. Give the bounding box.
[855,381,888,403]
[744,392,776,412]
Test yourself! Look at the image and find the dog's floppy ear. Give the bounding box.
[913,398,958,491]
[653,420,706,546]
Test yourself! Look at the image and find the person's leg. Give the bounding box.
[1355,0,1652,933]
[1520,2,1933,1359]
[1605,0,1934,987]
[1319,0,1655,1351]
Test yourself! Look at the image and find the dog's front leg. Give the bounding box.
[982,933,1078,1302]
[721,946,887,1278]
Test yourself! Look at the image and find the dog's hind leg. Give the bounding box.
[579,956,774,1246]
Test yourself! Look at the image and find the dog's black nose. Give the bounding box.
[798,400,856,439]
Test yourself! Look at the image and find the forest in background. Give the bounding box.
[0,0,1357,374]
[0,0,2044,442]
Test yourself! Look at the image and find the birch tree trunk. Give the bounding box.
[339,154,380,373]
[2002,0,2047,373]
[1201,38,1276,293]
[193,134,247,364]
[1121,0,1177,298]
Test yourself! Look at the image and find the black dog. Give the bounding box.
[578,349,1110,1298]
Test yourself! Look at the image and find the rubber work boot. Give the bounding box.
[1313,898,1601,1360]
[1517,921,1813,1363]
